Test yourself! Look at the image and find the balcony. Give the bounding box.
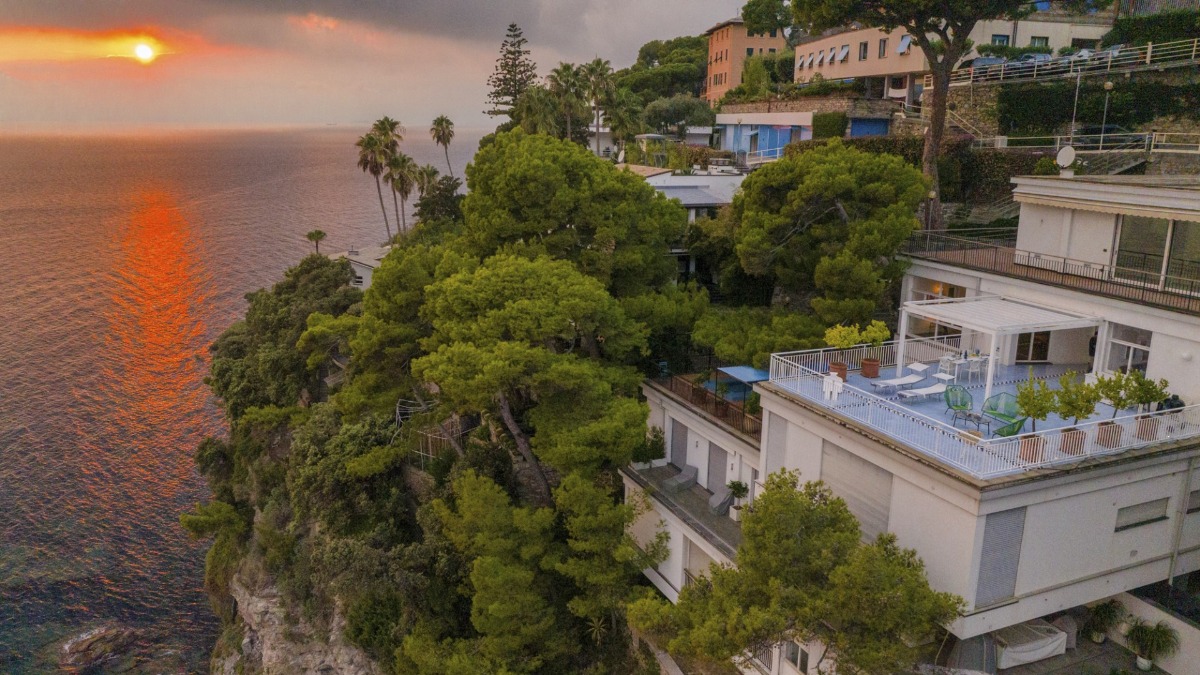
[623,464,742,559]
[650,373,763,441]
[902,231,1200,316]
[768,338,1200,481]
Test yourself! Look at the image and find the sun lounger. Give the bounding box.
[870,373,925,391]
[664,465,698,493]
[897,383,948,401]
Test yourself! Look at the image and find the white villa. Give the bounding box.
[329,244,391,290]
[626,175,1200,674]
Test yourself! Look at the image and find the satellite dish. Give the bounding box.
[1056,146,1077,169]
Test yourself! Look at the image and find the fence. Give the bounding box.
[656,375,763,440]
[972,132,1200,154]
[769,351,1200,479]
[775,334,963,376]
[925,37,1200,88]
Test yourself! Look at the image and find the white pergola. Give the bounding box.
[896,296,1102,401]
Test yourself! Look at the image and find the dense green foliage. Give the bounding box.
[642,94,716,138]
[997,77,1200,136]
[186,130,697,674]
[811,112,848,140]
[614,35,708,101]
[486,23,539,118]
[1103,9,1200,46]
[629,471,963,673]
[975,43,1053,58]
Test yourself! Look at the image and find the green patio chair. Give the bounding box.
[992,417,1028,438]
[944,385,973,418]
[982,392,1022,424]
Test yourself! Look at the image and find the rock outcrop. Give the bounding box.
[214,577,382,675]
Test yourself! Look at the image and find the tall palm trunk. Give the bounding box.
[443,146,454,178]
[391,187,401,233]
[374,176,392,240]
[594,105,602,155]
[399,196,408,233]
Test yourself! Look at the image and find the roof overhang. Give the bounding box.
[715,111,813,127]
[1012,176,1200,222]
[903,295,1100,335]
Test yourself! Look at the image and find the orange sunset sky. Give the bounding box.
[0,0,737,128]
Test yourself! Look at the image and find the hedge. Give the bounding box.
[1102,10,1200,46]
[812,112,849,139]
[784,136,1038,204]
[998,78,1200,135]
[976,44,1054,58]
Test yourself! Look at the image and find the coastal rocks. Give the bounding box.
[57,623,189,673]
[218,576,382,675]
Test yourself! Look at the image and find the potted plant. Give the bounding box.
[1083,599,1125,644]
[1016,376,1057,462]
[1126,370,1169,441]
[823,324,861,381]
[1094,371,1133,448]
[1126,618,1179,671]
[1056,372,1100,456]
[857,320,891,379]
[727,480,750,520]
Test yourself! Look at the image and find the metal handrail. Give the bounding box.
[902,232,1200,315]
[654,375,763,440]
[924,37,1200,88]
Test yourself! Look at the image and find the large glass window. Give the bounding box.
[1105,323,1151,374]
[1115,215,1169,284]
[1168,220,1200,288]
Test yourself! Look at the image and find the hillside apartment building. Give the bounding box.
[793,4,1115,108]
[705,15,789,106]
[625,175,1200,673]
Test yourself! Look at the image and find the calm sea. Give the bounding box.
[0,127,482,671]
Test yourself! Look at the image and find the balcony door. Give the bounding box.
[1113,215,1200,293]
[1016,331,1050,363]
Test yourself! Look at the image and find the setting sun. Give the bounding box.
[134,43,155,63]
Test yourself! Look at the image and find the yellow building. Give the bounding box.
[704,15,789,106]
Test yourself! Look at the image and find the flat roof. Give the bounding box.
[719,366,770,384]
[655,185,728,207]
[904,295,1100,335]
[330,244,391,269]
[1012,175,1200,222]
[616,164,673,178]
[1019,175,1200,191]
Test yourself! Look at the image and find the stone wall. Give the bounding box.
[941,85,1002,137]
[720,96,897,116]
[1144,152,1200,175]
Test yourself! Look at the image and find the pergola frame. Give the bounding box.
[895,295,1102,401]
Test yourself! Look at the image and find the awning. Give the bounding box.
[816,52,825,65]
[718,366,770,385]
[837,45,850,62]
[806,54,814,67]
[904,296,1100,335]
[898,35,912,54]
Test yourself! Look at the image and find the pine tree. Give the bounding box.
[485,23,538,118]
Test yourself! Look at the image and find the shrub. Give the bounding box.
[998,78,1200,136]
[976,44,1053,59]
[1033,157,1060,176]
[813,112,849,139]
[1103,9,1200,47]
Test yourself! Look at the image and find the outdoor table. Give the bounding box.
[953,410,991,434]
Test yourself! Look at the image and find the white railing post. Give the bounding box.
[1147,42,1154,65]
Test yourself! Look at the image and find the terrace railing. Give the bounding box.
[775,334,962,376]
[902,232,1200,316]
[655,375,763,440]
[769,351,1200,479]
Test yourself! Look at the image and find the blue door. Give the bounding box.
[849,118,890,138]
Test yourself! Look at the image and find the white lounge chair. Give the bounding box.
[870,373,926,391]
[897,382,948,401]
[664,465,698,493]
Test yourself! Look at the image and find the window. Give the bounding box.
[976,507,1025,608]
[1115,216,1200,291]
[897,35,912,54]
[1072,37,1100,50]
[753,645,773,670]
[770,28,778,38]
[838,44,850,62]
[890,75,907,90]
[784,642,808,672]
[748,47,755,57]
[769,48,776,54]
[1116,498,1170,531]
[352,275,364,287]
[1105,323,1151,375]
[859,41,869,60]
[1030,36,1050,47]
[992,34,1011,46]
[879,38,889,58]
[1188,489,1200,514]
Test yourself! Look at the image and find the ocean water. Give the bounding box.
[0,127,482,671]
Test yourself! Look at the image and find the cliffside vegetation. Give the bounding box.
[184,129,704,673]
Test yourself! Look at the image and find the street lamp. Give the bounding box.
[924,190,937,230]
[1100,81,1114,150]
[1069,69,1083,143]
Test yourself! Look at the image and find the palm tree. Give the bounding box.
[415,165,440,198]
[430,116,455,178]
[386,153,417,234]
[547,62,585,142]
[371,117,404,230]
[605,88,645,155]
[306,229,327,254]
[515,85,560,137]
[355,132,392,240]
[581,58,614,155]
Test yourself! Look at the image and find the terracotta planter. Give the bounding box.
[830,361,848,381]
[1136,415,1160,441]
[1019,435,1045,463]
[861,357,881,379]
[1097,421,1123,448]
[1060,428,1087,456]
[1136,656,1152,671]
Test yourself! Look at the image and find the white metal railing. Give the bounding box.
[744,146,787,165]
[773,334,962,376]
[925,37,1200,88]
[970,132,1167,153]
[768,352,1200,479]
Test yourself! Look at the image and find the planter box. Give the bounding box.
[861,357,881,379]
[1020,435,1046,463]
[1097,422,1123,448]
[1135,415,1160,441]
[830,361,848,381]
[1060,428,1087,456]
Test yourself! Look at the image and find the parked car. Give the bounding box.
[958,56,1007,80]
[1008,52,1054,75]
[1072,124,1143,149]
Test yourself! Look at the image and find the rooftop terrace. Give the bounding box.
[767,335,1200,481]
